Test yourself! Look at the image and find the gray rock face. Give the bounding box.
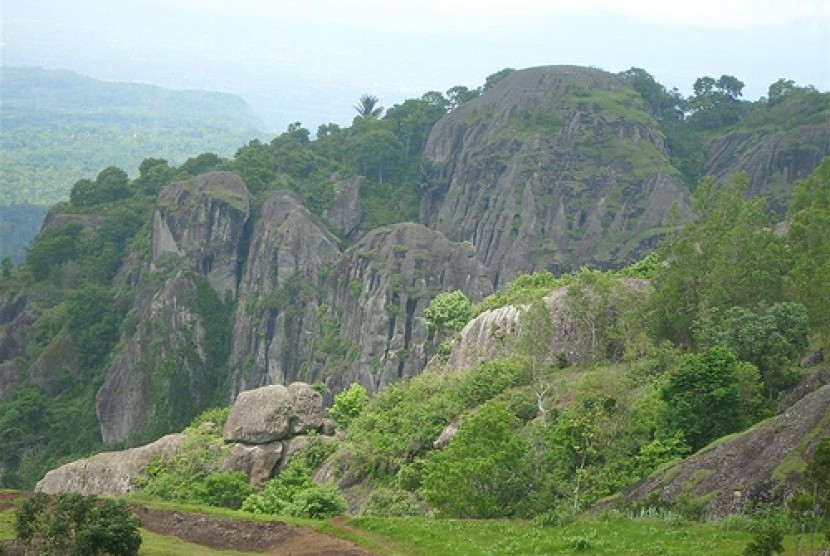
[35,434,186,496]
[224,385,293,444]
[322,223,494,392]
[421,65,688,284]
[97,273,207,444]
[704,125,830,214]
[323,175,363,238]
[231,190,341,396]
[97,173,252,444]
[446,278,651,371]
[288,382,324,435]
[152,171,251,297]
[623,383,830,518]
[220,441,284,488]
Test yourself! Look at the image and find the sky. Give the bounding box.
[2,0,829,132]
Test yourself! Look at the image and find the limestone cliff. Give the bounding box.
[421,66,688,284]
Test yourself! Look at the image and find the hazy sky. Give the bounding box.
[3,0,829,132]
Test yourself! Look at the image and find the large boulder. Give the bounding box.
[288,382,324,435]
[35,434,186,496]
[224,385,293,444]
[220,441,284,488]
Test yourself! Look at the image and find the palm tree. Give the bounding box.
[354,94,384,118]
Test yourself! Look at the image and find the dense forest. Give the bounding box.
[0,64,828,553]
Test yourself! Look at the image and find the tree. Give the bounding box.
[1,256,12,279]
[619,67,686,121]
[328,382,369,429]
[421,402,531,517]
[350,128,404,183]
[354,94,384,118]
[661,346,748,452]
[16,493,141,556]
[694,303,809,399]
[767,78,797,104]
[423,290,474,337]
[446,85,479,110]
[787,158,830,337]
[650,173,787,346]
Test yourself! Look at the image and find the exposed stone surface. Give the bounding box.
[323,175,363,238]
[421,65,688,283]
[288,382,324,435]
[220,441,284,488]
[704,123,830,214]
[322,223,494,392]
[446,278,651,371]
[224,385,293,444]
[97,273,208,444]
[230,190,341,396]
[622,383,830,517]
[35,434,186,496]
[152,171,251,296]
[433,418,462,450]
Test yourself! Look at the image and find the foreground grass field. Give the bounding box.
[1,492,824,555]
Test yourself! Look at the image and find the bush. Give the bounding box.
[242,459,347,519]
[363,487,424,517]
[16,493,141,556]
[329,383,369,429]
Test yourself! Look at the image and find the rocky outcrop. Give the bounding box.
[35,434,187,496]
[446,278,651,371]
[97,173,252,444]
[322,223,494,392]
[323,175,363,238]
[622,383,830,518]
[221,382,332,486]
[230,190,341,395]
[421,65,688,284]
[152,171,251,297]
[224,385,295,444]
[704,125,830,214]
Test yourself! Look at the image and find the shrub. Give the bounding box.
[363,487,424,517]
[242,459,347,518]
[16,493,141,556]
[329,383,369,429]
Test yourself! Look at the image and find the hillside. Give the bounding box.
[0,65,828,546]
[0,66,265,262]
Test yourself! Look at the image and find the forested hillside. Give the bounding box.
[0,67,265,262]
[0,65,827,544]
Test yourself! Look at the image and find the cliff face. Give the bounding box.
[97,172,252,444]
[704,125,830,213]
[321,223,493,392]
[230,190,341,395]
[421,66,688,284]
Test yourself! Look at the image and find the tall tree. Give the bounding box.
[354,94,384,118]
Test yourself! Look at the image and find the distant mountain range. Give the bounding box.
[0,66,266,262]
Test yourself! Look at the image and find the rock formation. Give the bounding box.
[35,434,187,496]
[421,65,689,284]
[622,382,830,518]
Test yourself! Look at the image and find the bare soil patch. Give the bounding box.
[132,506,377,555]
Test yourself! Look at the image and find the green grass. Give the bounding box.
[138,530,264,556]
[340,515,755,555]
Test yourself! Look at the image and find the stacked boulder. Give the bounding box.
[221,382,335,487]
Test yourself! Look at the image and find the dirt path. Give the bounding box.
[133,506,379,556]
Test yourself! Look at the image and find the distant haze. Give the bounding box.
[2,0,829,132]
